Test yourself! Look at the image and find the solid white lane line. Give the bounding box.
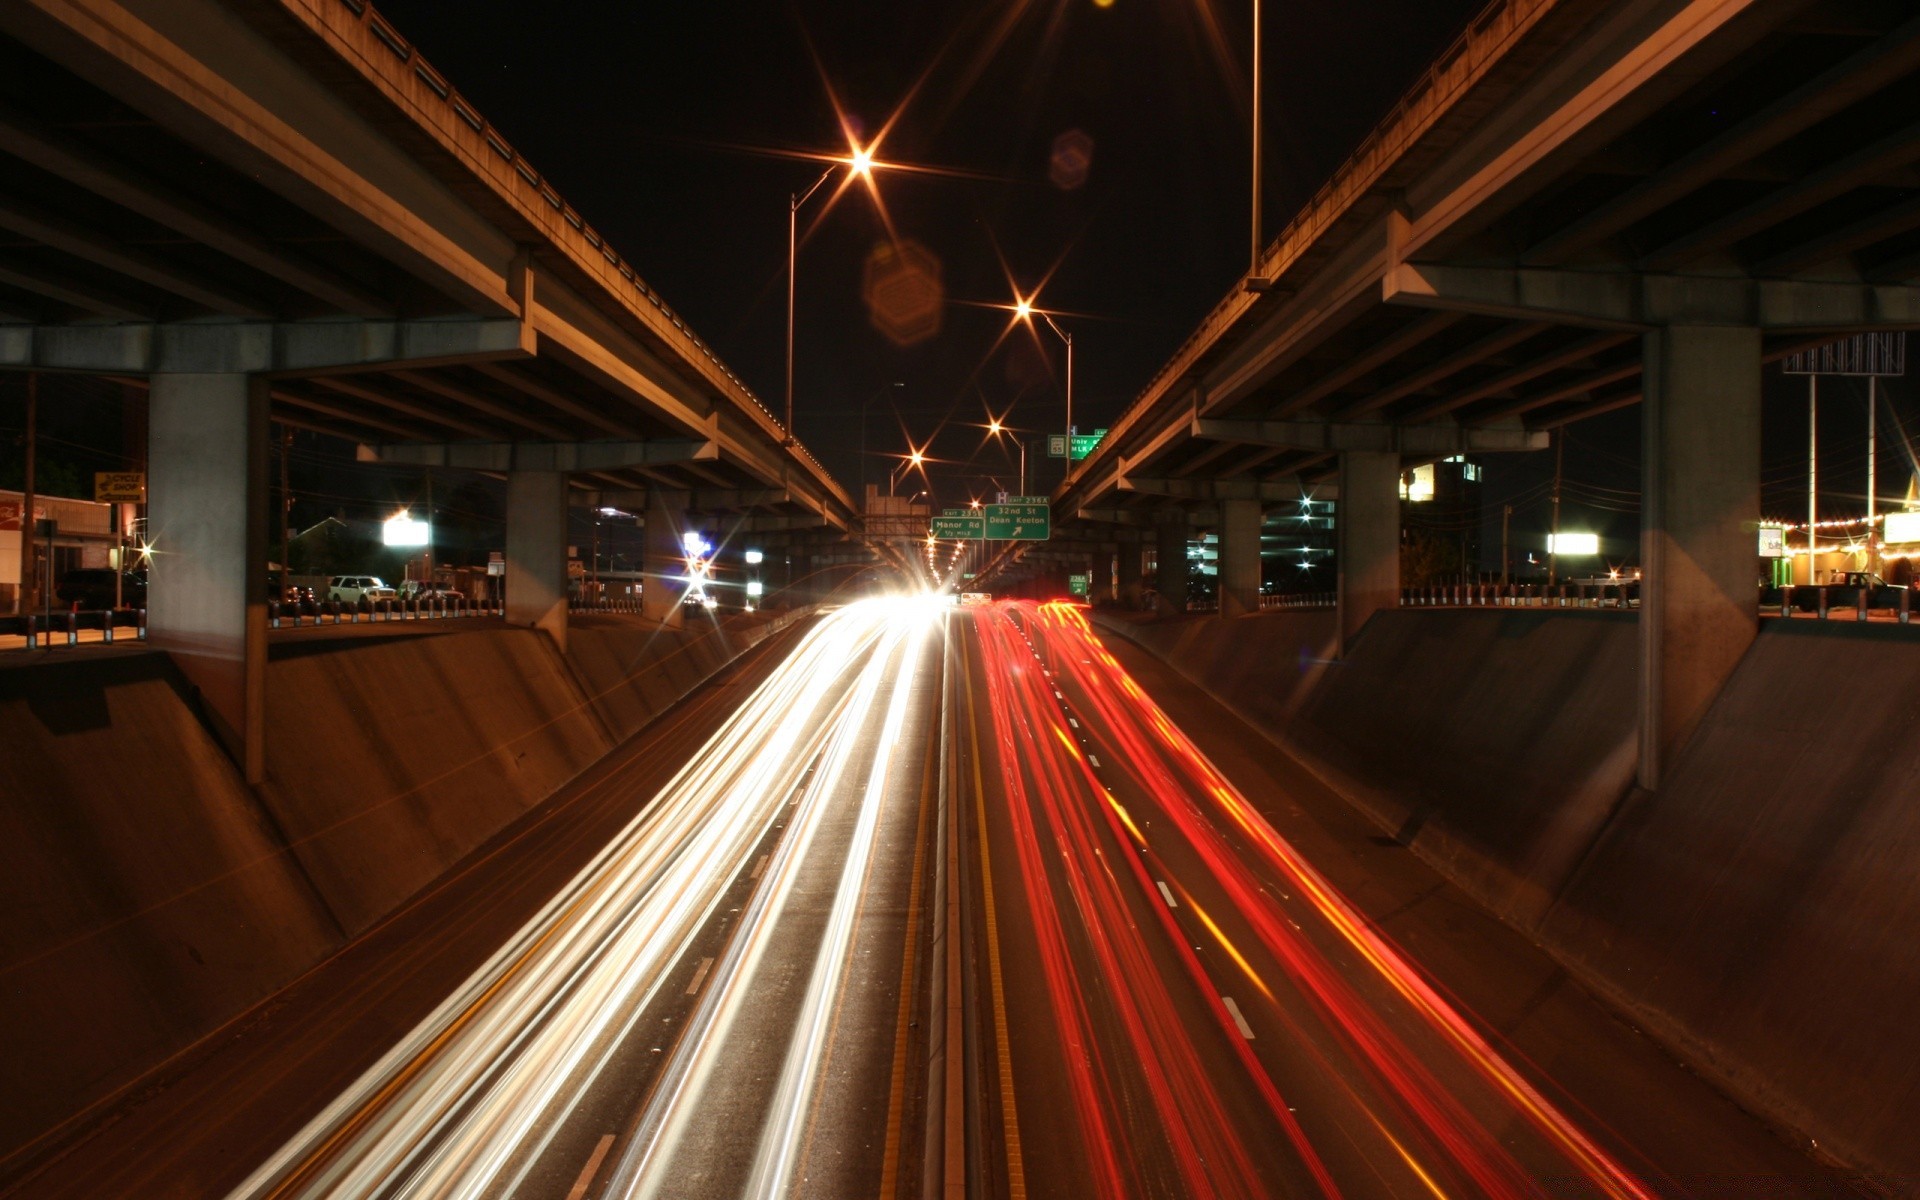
[566,1134,616,1200]
[685,957,715,997]
[1157,882,1177,908]
[1222,996,1255,1040]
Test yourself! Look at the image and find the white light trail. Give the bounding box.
[227,596,946,1200]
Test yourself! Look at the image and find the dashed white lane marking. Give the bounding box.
[1222,995,1256,1040]
[1157,881,1178,908]
[750,854,769,880]
[1088,754,1101,768]
[1068,717,1079,728]
[565,1133,616,1200]
[685,956,715,996]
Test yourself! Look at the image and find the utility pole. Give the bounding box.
[1868,374,1879,574]
[1548,429,1564,586]
[17,373,36,616]
[1501,503,1512,586]
[280,425,293,589]
[1808,376,1819,585]
[424,468,435,589]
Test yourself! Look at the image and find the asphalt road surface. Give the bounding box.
[949,599,1862,1200]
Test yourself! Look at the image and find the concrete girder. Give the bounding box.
[1263,311,1464,419]
[470,361,633,439]
[1643,117,1920,270]
[0,262,150,320]
[529,277,712,438]
[1118,475,1334,504]
[577,487,794,512]
[0,97,391,317]
[1076,507,1222,526]
[0,318,533,375]
[1526,15,1920,266]
[357,439,716,472]
[318,377,504,440]
[1341,320,1553,418]
[389,370,574,440]
[1399,331,1637,423]
[1,0,521,316]
[0,193,271,317]
[1383,262,1920,333]
[1194,418,1546,456]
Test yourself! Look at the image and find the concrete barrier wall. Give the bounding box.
[1541,619,1920,1178]
[1096,608,1338,725]
[1096,607,1640,924]
[1098,605,1920,1179]
[0,655,340,1159]
[261,629,615,936]
[0,611,800,1164]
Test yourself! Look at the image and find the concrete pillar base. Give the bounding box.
[1639,325,1760,789]
[1218,498,1262,618]
[1116,540,1144,610]
[1337,450,1400,654]
[644,489,689,629]
[148,373,268,782]
[506,470,569,653]
[1154,512,1189,616]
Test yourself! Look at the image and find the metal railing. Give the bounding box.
[268,595,503,627]
[0,608,147,649]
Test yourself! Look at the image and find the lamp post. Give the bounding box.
[1014,299,1074,468]
[786,148,874,445]
[988,418,1030,497]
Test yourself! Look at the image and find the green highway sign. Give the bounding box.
[1046,429,1108,460]
[943,508,974,518]
[930,515,986,539]
[1068,574,1090,596]
[984,501,1050,540]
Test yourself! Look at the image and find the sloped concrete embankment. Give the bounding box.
[1095,606,1920,1181]
[0,610,800,1164]
[1541,619,1920,1182]
[1096,607,1640,926]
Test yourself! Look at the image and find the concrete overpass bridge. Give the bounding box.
[981,0,1920,787]
[0,0,885,779]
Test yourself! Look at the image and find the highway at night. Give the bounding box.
[220,598,946,1200]
[954,602,1658,1199]
[112,597,1829,1200]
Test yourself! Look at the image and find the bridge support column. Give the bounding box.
[505,470,569,653]
[1116,540,1143,610]
[1337,451,1400,654]
[1218,498,1263,618]
[1154,511,1189,616]
[644,488,689,629]
[148,373,268,783]
[1639,325,1760,790]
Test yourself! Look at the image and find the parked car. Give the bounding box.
[55,569,146,609]
[326,575,396,604]
[1828,571,1907,610]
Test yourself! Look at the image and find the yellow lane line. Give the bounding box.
[960,631,1027,1199]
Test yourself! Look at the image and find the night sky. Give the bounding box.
[373,0,1485,503]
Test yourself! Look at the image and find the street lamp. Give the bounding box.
[786,146,877,444]
[889,448,926,496]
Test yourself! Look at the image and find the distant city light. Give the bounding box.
[383,513,429,547]
[745,549,764,564]
[1547,532,1600,556]
[1884,511,1920,544]
[747,580,764,597]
